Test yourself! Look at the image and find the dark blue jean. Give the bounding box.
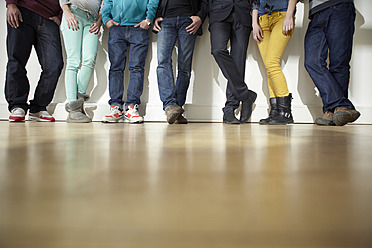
[5,7,63,113]
[156,16,197,110]
[108,26,149,109]
[304,2,356,113]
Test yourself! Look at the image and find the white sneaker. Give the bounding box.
[102,105,124,123]
[29,111,55,122]
[124,105,144,123]
[9,107,26,122]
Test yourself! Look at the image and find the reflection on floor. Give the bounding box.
[0,122,371,248]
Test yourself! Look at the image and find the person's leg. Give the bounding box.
[78,16,99,97]
[5,7,36,113]
[263,12,292,98]
[260,12,293,125]
[257,14,275,97]
[175,16,197,108]
[304,9,353,113]
[108,26,127,109]
[60,11,83,103]
[126,27,149,107]
[210,19,245,113]
[28,16,63,122]
[326,2,359,125]
[156,17,178,110]
[31,15,63,116]
[256,14,279,124]
[121,26,149,123]
[327,2,355,106]
[230,13,257,123]
[32,16,63,114]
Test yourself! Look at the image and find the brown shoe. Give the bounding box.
[165,105,184,124]
[315,111,334,126]
[333,107,361,126]
[175,114,188,124]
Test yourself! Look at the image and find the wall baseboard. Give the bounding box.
[1,103,371,124]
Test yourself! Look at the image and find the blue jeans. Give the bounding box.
[108,26,149,109]
[61,6,99,103]
[5,7,63,113]
[156,16,197,110]
[304,2,356,113]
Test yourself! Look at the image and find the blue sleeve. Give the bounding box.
[146,0,159,21]
[102,0,113,25]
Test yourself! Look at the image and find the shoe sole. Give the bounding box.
[29,116,55,122]
[268,121,293,125]
[314,118,334,126]
[223,119,240,124]
[9,117,25,122]
[175,120,188,124]
[123,119,144,124]
[67,119,92,123]
[102,117,124,123]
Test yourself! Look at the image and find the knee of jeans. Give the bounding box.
[46,59,64,75]
[304,55,317,71]
[157,52,172,65]
[177,63,192,76]
[128,64,145,72]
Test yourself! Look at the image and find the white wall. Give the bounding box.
[1,1,371,123]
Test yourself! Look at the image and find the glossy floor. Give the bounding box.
[0,122,371,248]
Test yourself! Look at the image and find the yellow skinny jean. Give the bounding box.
[258,11,293,98]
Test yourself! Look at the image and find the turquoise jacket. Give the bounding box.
[102,0,159,26]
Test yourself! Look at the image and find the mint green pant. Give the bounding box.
[60,6,99,103]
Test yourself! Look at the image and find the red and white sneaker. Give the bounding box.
[9,107,26,122]
[124,105,144,123]
[102,105,124,123]
[29,111,55,122]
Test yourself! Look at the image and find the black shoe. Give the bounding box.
[269,93,294,125]
[223,108,240,124]
[259,97,279,125]
[240,90,257,123]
